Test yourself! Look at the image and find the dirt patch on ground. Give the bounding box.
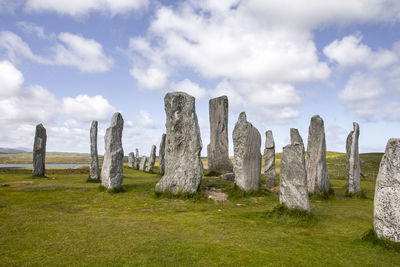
[204,187,227,203]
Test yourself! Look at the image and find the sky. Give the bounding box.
[0,0,400,156]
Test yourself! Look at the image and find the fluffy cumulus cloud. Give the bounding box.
[0,31,113,72]
[169,79,208,100]
[25,0,149,17]
[62,95,116,122]
[0,60,24,97]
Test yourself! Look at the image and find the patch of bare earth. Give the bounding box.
[204,187,227,203]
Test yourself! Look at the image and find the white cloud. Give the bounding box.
[169,79,207,100]
[0,31,113,73]
[135,110,161,129]
[0,60,24,97]
[25,0,149,17]
[338,72,384,118]
[324,34,398,69]
[16,21,52,40]
[62,94,116,122]
[130,66,168,91]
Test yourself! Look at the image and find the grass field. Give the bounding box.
[1,152,398,266]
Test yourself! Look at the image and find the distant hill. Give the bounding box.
[0,147,30,154]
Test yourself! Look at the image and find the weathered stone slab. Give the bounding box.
[101,112,124,189]
[128,152,135,168]
[221,172,235,181]
[290,128,304,148]
[207,96,233,174]
[135,148,139,169]
[374,138,400,242]
[32,123,46,176]
[155,92,203,194]
[280,143,310,212]
[139,156,147,171]
[89,121,100,180]
[233,112,261,192]
[306,115,329,193]
[346,122,361,193]
[146,145,156,172]
[264,130,276,188]
[159,134,166,175]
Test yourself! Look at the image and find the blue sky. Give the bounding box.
[0,0,400,156]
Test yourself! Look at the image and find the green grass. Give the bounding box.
[1,152,398,266]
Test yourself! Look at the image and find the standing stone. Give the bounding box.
[306,115,329,193]
[89,121,100,180]
[32,123,46,176]
[146,145,157,172]
[280,143,310,212]
[128,152,135,168]
[135,148,140,169]
[101,112,124,189]
[264,130,276,187]
[139,156,148,171]
[374,138,400,242]
[207,96,233,174]
[155,92,203,194]
[346,122,361,193]
[232,112,261,192]
[159,134,166,175]
[290,128,304,148]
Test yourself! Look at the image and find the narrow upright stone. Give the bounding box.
[146,145,157,172]
[159,133,166,175]
[232,112,261,192]
[207,96,233,174]
[263,130,276,187]
[306,115,329,193]
[155,92,203,194]
[32,123,46,176]
[374,138,400,242]
[135,148,139,169]
[280,143,310,212]
[128,152,135,168]
[101,112,124,189]
[139,156,147,171]
[89,121,100,180]
[290,128,304,149]
[346,122,361,193]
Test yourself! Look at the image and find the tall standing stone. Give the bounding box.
[155,92,203,194]
[232,112,261,192]
[146,145,157,172]
[290,128,304,148]
[264,130,276,187]
[135,148,139,169]
[207,96,233,174]
[159,134,166,175]
[128,152,135,168]
[101,112,124,189]
[32,123,46,176]
[280,143,310,212]
[346,122,361,193]
[306,115,329,193]
[374,138,400,242]
[89,121,100,180]
[139,156,147,171]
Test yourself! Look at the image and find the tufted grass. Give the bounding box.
[1,152,400,266]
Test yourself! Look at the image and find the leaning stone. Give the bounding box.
[221,173,235,181]
[89,121,100,180]
[233,112,261,192]
[146,145,157,172]
[264,130,276,188]
[135,148,140,169]
[155,92,203,194]
[159,134,166,175]
[280,143,310,212]
[290,128,304,149]
[32,123,46,176]
[207,96,233,174]
[346,122,361,193]
[306,115,329,193]
[139,156,148,171]
[374,138,400,242]
[101,112,124,189]
[128,152,135,168]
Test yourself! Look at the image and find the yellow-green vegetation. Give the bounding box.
[1,152,399,266]
[0,152,100,164]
